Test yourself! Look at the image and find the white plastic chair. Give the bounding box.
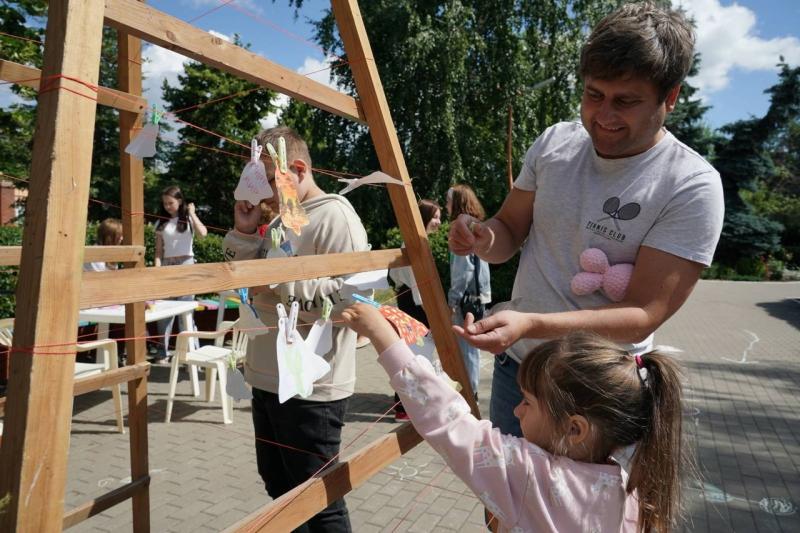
[0,319,125,433]
[165,320,249,424]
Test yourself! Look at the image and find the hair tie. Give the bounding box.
[634,354,644,368]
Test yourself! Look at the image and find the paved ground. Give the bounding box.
[56,280,799,531]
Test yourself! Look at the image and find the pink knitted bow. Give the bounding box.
[570,248,633,302]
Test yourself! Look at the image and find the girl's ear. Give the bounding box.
[566,414,591,446]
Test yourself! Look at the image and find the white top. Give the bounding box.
[500,121,724,362]
[160,217,194,258]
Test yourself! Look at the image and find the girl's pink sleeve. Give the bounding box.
[378,341,536,528]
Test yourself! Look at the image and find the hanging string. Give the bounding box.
[186,0,237,24]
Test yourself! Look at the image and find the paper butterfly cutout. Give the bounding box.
[234,138,273,205]
[338,171,404,195]
[237,288,268,339]
[266,137,309,236]
[304,297,334,357]
[343,269,390,291]
[124,122,159,159]
[276,302,330,403]
[226,354,252,401]
[379,305,430,346]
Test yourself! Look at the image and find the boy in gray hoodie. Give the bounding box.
[223,126,368,532]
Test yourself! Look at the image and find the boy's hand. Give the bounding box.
[234,200,261,234]
[342,303,400,354]
[448,214,492,256]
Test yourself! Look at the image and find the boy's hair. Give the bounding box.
[580,2,695,101]
[447,184,485,221]
[519,331,685,533]
[158,185,190,233]
[97,218,123,246]
[418,199,441,229]
[255,126,313,170]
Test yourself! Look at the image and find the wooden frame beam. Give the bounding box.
[0,245,144,266]
[0,59,147,113]
[0,1,106,529]
[103,0,366,123]
[332,0,478,409]
[62,476,150,529]
[226,424,423,532]
[79,249,409,308]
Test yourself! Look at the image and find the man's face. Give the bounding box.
[580,75,678,159]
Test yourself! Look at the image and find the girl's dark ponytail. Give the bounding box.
[626,351,685,533]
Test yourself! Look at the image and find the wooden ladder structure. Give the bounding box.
[0,1,478,531]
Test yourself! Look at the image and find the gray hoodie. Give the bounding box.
[222,193,369,401]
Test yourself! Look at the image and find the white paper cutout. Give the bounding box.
[343,269,390,290]
[226,365,252,401]
[238,302,268,340]
[234,139,273,205]
[305,319,333,357]
[338,171,403,195]
[124,122,159,158]
[276,302,330,403]
[411,333,436,362]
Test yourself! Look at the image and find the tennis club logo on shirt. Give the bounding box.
[585,196,641,242]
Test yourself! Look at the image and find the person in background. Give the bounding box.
[446,185,491,400]
[153,185,207,362]
[84,218,124,272]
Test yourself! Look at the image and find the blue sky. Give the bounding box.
[2,0,799,131]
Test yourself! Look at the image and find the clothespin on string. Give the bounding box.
[352,293,381,308]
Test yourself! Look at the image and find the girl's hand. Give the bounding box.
[452,309,530,354]
[187,202,196,216]
[342,303,399,353]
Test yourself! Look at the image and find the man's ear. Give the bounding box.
[566,414,591,447]
[664,84,681,113]
[291,158,308,180]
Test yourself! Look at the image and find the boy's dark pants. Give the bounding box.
[251,387,351,533]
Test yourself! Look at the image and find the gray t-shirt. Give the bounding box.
[500,121,724,362]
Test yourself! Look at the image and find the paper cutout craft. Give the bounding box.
[237,288,268,339]
[379,305,429,346]
[411,332,436,362]
[338,171,404,195]
[266,137,309,236]
[344,269,390,291]
[304,298,333,357]
[226,354,252,401]
[234,138,273,205]
[124,122,159,159]
[276,302,330,403]
[267,227,288,289]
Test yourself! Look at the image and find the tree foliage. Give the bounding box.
[159,36,276,230]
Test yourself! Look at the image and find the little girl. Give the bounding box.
[343,303,685,533]
[153,186,207,361]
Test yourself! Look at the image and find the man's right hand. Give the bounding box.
[234,200,261,234]
[448,214,492,256]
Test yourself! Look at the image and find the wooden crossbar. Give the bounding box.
[62,475,150,529]
[226,423,423,532]
[103,0,366,123]
[0,59,147,113]
[0,363,149,417]
[0,245,144,266]
[79,248,409,308]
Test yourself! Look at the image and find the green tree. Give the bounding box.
[160,36,276,230]
[665,54,717,156]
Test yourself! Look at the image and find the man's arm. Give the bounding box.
[456,246,704,352]
[448,188,535,264]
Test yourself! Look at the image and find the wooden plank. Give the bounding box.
[62,476,150,529]
[0,1,106,530]
[331,0,478,411]
[79,249,409,308]
[0,58,147,113]
[0,245,144,266]
[0,363,150,417]
[103,0,366,124]
[226,423,423,532]
[118,21,151,533]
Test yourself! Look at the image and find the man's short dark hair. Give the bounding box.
[580,2,695,101]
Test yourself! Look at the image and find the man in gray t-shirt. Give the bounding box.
[448,3,724,437]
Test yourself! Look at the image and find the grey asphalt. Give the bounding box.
[61,280,800,532]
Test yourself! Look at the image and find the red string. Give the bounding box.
[186,0,237,24]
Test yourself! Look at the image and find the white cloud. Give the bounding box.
[675,0,800,96]
[208,29,232,42]
[142,43,191,112]
[261,57,341,128]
